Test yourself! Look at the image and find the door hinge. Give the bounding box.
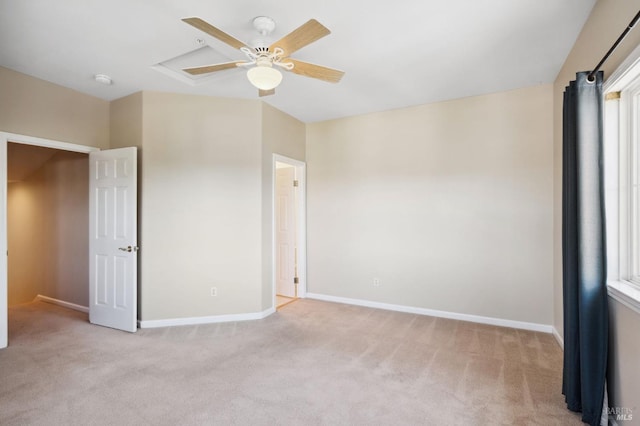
[294,277,299,284]
[293,180,299,187]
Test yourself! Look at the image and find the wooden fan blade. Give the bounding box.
[285,58,344,83]
[259,89,275,97]
[269,19,330,56]
[183,61,245,75]
[182,17,249,50]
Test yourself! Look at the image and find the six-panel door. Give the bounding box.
[89,147,137,332]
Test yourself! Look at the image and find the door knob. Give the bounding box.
[118,246,139,252]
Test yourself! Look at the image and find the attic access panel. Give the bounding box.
[152,45,236,86]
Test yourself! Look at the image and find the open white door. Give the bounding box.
[276,166,297,298]
[89,147,137,332]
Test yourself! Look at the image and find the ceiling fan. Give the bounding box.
[181,16,345,97]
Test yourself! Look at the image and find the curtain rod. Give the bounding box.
[587,10,640,82]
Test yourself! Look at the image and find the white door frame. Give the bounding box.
[0,131,98,349]
[272,154,306,307]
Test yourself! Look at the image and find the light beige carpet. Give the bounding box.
[0,299,581,425]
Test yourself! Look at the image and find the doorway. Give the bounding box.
[0,132,98,349]
[7,143,89,308]
[273,155,306,310]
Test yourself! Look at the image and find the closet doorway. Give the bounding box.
[7,142,90,309]
[0,132,98,348]
[273,155,306,310]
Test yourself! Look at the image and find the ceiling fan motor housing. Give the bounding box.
[250,17,276,48]
[252,16,276,35]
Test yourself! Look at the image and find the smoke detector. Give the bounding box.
[94,74,113,85]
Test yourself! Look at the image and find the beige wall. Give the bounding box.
[110,93,143,149]
[0,66,109,148]
[306,85,554,325]
[138,92,263,320]
[8,150,89,306]
[8,179,45,305]
[260,103,306,310]
[553,0,640,415]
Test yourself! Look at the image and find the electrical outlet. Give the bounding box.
[373,278,380,287]
[210,287,217,297]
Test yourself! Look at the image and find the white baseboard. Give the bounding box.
[138,307,276,329]
[31,292,554,335]
[34,294,89,314]
[552,327,564,350]
[306,293,553,333]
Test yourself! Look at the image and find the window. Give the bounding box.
[603,44,640,312]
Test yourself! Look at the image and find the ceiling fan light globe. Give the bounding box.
[247,66,282,90]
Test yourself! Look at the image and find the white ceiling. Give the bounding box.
[0,0,596,123]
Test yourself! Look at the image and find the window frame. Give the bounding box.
[603,43,640,313]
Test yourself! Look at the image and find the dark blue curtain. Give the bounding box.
[562,71,609,426]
